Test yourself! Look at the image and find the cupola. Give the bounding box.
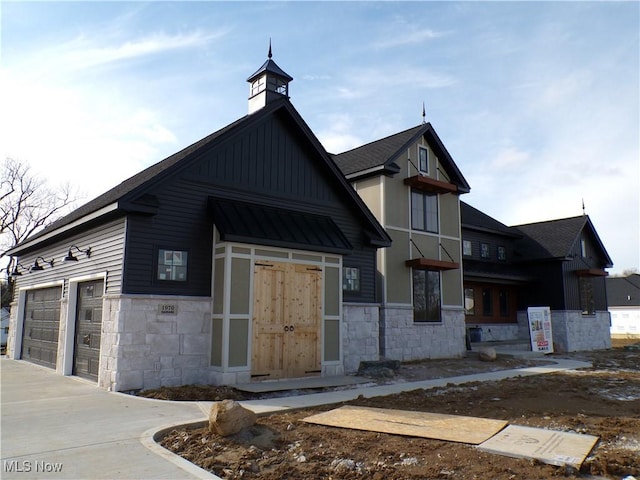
[247,42,293,114]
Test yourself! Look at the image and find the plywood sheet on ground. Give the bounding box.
[302,406,508,444]
[478,424,599,468]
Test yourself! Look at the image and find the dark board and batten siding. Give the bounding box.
[122,114,380,302]
[12,218,126,297]
[185,114,337,203]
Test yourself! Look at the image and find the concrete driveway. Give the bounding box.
[1,355,592,479]
[1,359,216,479]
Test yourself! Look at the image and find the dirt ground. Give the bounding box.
[156,340,640,479]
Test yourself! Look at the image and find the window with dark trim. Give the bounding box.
[157,249,188,281]
[499,289,508,316]
[464,288,475,315]
[497,245,506,261]
[343,267,360,292]
[418,146,429,174]
[413,269,441,322]
[482,288,492,316]
[579,277,595,314]
[411,190,438,233]
[480,243,490,259]
[463,240,472,257]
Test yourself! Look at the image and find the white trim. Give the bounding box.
[418,145,429,175]
[6,203,119,255]
[63,272,107,377]
[344,165,385,180]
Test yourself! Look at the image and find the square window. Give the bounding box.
[158,249,188,282]
[497,246,507,261]
[343,267,360,292]
[481,243,490,259]
[463,240,472,256]
[418,146,429,174]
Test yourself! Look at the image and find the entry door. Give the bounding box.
[252,262,322,379]
[22,286,62,368]
[73,280,104,381]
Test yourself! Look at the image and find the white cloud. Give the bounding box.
[490,147,531,169]
[373,28,449,49]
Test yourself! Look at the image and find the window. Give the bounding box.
[411,190,438,233]
[499,289,508,316]
[481,243,490,259]
[463,240,472,257]
[579,277,595,314]
[157,249,188,281]
[250,77,265,96]
[418,146,429,174]
[581,239,587,258]
[464,288,475,315]
[343,267,360,292]
[413,270,441,322]
[497,245,507,261]
[482,288,492,316]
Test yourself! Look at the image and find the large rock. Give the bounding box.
[209,399,257,436]
[478,347,497,362]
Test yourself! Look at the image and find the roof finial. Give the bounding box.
[582,198,586,216]
[421,102,426,124]
[268,38,272,59]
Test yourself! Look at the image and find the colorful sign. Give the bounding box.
[527,306,553,353]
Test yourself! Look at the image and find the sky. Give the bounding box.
[1,1,638,275]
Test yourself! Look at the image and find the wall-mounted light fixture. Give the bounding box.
[10,263,27,277]
[63,245,92,263]
[30,256,55,272]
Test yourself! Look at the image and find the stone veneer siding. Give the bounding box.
[517,310,612,353]
[101,295,212,391]
[342,303,380,373]
[466,323,521,343]
[380,306,466,361]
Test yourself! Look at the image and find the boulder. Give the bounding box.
[209,399,257,436]
[478,347,497,362]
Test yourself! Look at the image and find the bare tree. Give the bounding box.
[1,157,80,304]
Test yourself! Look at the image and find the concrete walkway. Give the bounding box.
[1,357,591,480]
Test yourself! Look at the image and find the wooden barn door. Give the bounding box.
[252,261,322,380]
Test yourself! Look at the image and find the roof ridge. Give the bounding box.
[335,124,424,156]
[513,215,587,228]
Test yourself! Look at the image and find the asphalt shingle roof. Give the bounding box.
[460,201,518,237]
[332,125,424,176]
[513,216,590,260]
[606,274,640,306]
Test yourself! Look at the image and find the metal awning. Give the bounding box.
[209,197,353,255]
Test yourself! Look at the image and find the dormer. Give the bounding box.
[247,44,293,114]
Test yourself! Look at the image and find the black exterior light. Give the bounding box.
[63,245,92,263]
[30,256,54,272]
[10,263,26,277]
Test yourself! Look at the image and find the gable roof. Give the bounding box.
[461,201,521,238]
[8,98,390,256]
[513,215,613,267]
[332,123,470,193]
[606,274,640,306]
